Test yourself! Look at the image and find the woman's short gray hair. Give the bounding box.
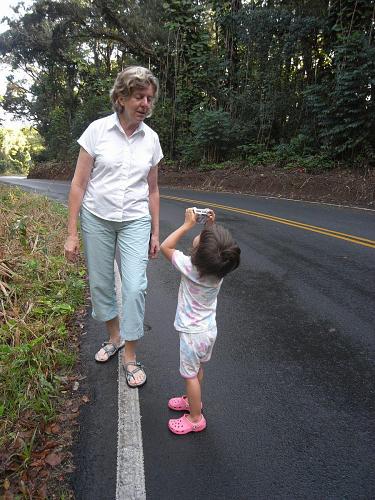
[110,66,159,117]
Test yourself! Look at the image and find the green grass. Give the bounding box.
[0,186,86,489]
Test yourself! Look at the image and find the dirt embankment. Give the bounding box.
[29,161,74,181]
[28,161,375,208]
[160,165,375,208]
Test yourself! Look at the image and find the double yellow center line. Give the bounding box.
[161,195,375,249]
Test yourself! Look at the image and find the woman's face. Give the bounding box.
[118,84,155,125]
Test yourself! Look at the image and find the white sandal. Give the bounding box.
[123,361,147,388]
[95,340,125,362]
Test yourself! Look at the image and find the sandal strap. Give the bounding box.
[124,361,144,378]
[124,361,144,369]
[126,367,141,380]
[100,342,118,355]
[124,362,145,381]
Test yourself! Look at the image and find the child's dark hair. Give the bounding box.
[191,224,241,279]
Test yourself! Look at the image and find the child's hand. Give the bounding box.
[205,209,216,226]
[185,208,197,228]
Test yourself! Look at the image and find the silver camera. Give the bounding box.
[193,207,211,224]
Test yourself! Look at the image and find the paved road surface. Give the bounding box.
[1,177,374,499]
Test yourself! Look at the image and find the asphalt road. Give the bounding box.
[1,177,374,499]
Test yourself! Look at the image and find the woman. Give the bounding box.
[64,66,163,388]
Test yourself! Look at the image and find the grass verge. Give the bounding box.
[0,186,87,498]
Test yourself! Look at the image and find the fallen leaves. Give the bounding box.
[46,423,61,435]
[45,453,64,467]
[1,345,90,499]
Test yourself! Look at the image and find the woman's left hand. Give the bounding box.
[149,233,160,259]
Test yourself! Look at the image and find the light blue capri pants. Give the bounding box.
[80,206,151,342]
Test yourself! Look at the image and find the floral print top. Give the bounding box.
[172,250,223,333]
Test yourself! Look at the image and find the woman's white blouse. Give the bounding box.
[78,113,163,222]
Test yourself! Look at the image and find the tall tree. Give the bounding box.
[1,0,374,166]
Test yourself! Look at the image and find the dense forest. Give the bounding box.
[0,0,374,172]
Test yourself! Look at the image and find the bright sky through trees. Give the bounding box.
[0,0,32,126]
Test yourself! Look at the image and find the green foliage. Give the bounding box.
[0,127,44,174]
[284,154,334,173]
[0,0,374,168]
[43,106,72,160]
[306,31,375,159]
[238,141,334,172]
[183,109,239,164]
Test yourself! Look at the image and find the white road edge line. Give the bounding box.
[115,260,146,500]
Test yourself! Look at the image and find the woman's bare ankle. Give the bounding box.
[123,350,136,364]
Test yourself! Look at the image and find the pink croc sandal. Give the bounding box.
[168,414,206,435]
[168,395,202,411]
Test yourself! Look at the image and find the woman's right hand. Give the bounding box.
[64,235,80,262]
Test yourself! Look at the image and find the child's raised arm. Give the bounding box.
[160,208,197,262]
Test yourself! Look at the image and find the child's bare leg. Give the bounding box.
[186,374,202,423]
[197,366,204,384]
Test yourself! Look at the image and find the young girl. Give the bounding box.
[160,208,241,435]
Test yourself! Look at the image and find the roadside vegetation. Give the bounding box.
[0,186,86,498]
[0,127,44,175]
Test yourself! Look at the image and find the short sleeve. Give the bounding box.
[171,250,191,276]
[151,134,164,167]
[77,122,96,158]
